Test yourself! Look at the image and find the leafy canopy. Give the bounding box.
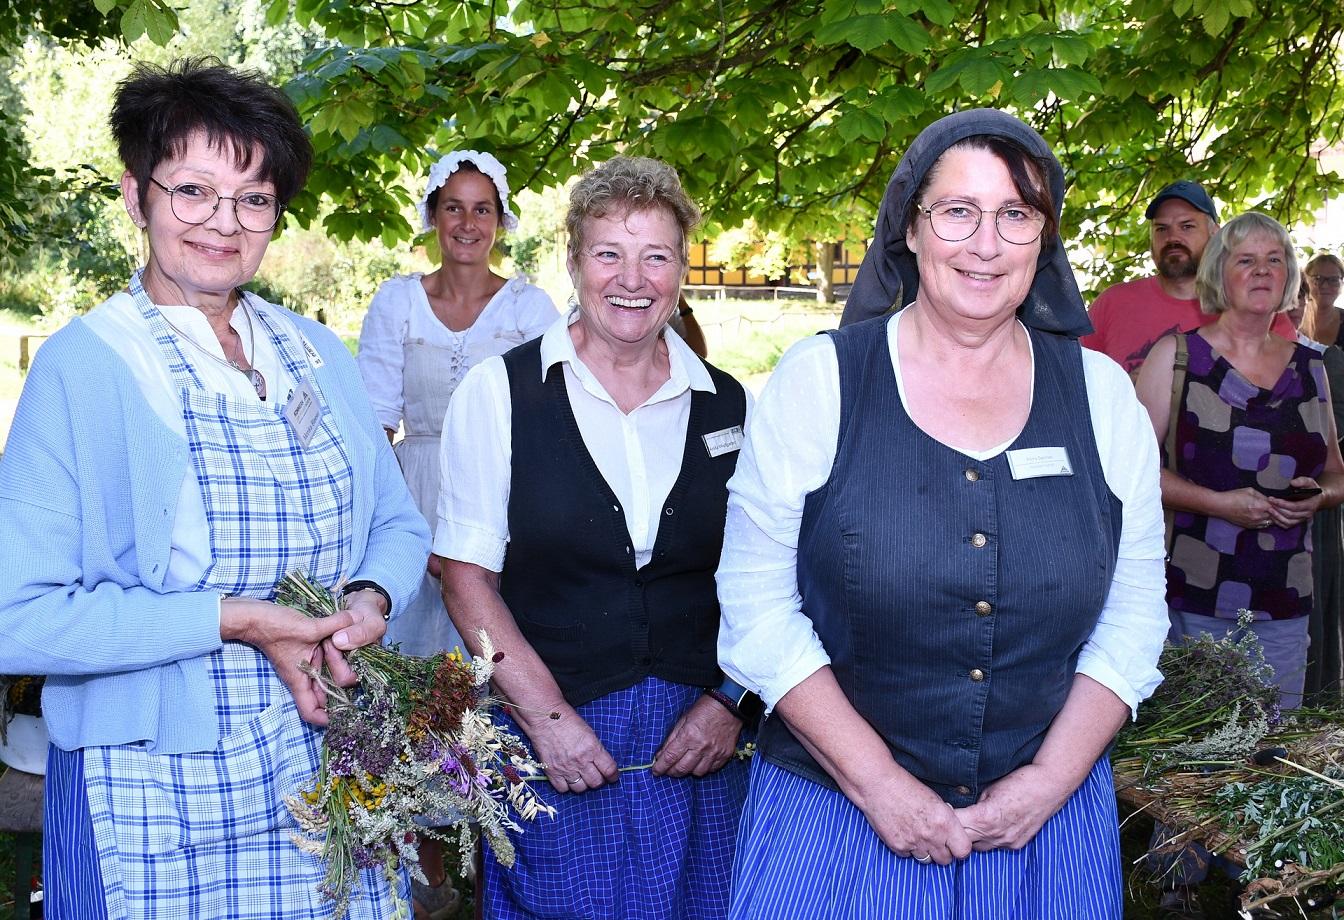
[270,0,1344,291]
[0,0,178,264]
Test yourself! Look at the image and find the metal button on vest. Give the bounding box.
[975,600,992,616]
[969,668,985,682]
[964,469,980,482]
[956,785,972,796]
[970,532,987,548]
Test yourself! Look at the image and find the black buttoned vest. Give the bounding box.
[499,338,748,706]
[757,317,1122,807]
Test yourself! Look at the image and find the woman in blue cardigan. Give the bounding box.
[0,58,428,919]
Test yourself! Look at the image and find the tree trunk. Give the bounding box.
[815,242,835,304]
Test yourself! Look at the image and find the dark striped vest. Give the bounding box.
[757,317,1122,807]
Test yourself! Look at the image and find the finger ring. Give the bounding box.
[913,853,932,864]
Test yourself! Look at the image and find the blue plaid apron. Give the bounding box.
[48,273,407,919]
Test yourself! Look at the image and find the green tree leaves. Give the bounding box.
[275,0,1341,291]
[115,0,179,44]
[3,0,1342,297]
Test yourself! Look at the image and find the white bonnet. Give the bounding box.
[418,149,519,233]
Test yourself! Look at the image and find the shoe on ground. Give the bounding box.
[1158,885,1205,918]
[412,878,461,920]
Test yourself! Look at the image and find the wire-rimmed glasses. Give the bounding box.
[919,200,1046,246]
[148,177,282,233]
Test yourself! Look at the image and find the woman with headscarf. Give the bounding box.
[0,59,428,918]
[718,109,1168,917]
[357,150,557,661]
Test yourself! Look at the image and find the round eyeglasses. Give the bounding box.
[149,177,282,233]
[1308,274,1342,287]
[919,200,1046,246]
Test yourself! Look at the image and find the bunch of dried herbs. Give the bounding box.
[275,571,554,920]
[1115,610,1281,772]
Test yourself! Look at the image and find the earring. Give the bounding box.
[567,293,580,312]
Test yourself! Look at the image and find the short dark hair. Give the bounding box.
[110,57,312,211]
[426,160,502,217]
[906,135,1059,244]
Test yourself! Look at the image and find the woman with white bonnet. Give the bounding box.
[357,149,557,660]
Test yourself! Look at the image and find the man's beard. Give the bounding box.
[1156,245,1198,280]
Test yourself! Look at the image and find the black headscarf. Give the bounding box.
[839,108,1091,337]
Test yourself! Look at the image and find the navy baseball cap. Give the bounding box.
[1145,180,1219,222]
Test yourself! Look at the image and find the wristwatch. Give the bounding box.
[341,579,393,620]
[704,676,763,724]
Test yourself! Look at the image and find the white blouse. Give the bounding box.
[356,273,557,433]
[433,311,750,571]
[716,310,1170,716]
[83,290,308,591]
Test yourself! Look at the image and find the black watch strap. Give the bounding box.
[341,579,393,620]
[704,676,762,725]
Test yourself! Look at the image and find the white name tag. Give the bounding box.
[301,334,325,368]
[283,378,322,448]
[1006,446,1073,480]
[703,425,744,458]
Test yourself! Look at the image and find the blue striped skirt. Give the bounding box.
[482,676,749,920]
[728,756,1121,920]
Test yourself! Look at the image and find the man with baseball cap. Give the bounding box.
[1082,179,1294,374]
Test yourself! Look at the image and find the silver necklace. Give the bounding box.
[160,297,267,400]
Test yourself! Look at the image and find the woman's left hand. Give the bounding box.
[1265,477,1324,527]
[651,694,742,778]
[953,763,1072,851]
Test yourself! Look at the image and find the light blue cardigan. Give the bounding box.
[0,305,430,754]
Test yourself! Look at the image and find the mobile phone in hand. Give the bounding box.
[1279,485,1323,500]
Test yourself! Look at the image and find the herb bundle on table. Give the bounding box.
[276,571,554,920]
[1111,612,1344,914]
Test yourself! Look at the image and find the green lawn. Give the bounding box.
[687,295,843,389]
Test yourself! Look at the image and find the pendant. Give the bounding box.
[231,360,267,400]
[245,367,268,401]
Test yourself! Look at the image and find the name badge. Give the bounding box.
[702,425,744,458]
[301,335,325,368]
[283,378,322,448]
[1006,446,1073,480]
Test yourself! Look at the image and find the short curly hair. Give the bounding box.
[1196,211,1300,315]
[110,57,312,211]
[565,156,701,263]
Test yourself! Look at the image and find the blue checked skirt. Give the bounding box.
[728,756,1122,920]
[482,676,748,920]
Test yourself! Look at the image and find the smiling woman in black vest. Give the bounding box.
[717,110,1170,918]
[435,156,752,920]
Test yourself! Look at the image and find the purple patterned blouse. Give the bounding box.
[1167,331,1329,621]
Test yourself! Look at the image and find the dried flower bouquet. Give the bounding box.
[276,571,554,919]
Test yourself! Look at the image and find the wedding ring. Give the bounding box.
[913,852,932,864]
